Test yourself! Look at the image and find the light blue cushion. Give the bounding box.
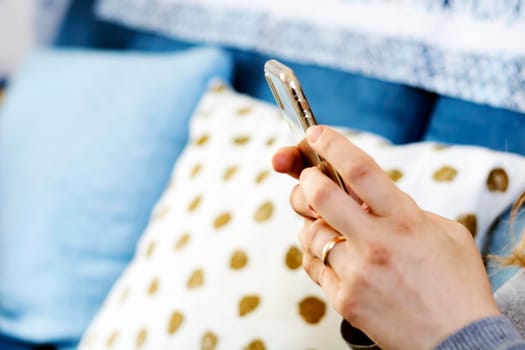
[0,47,232,344]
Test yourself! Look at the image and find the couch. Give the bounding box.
[1,0,525,349]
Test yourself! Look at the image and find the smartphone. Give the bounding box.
[264,59,348,193]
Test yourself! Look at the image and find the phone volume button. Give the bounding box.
[299,99,309,112]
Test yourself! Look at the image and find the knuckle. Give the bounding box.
[364,241,392,266]
[302,255,316,275]
[306,219,325,248]
[392,218,415,236]
[308,181,333,210]
[335,285,360,323]
[389,210,421,236]
[290,185,309,218]
[289,184,301,208]
[450,220,475,244]
[340,154,374,184]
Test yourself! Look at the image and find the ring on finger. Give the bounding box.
[321,235,347,267]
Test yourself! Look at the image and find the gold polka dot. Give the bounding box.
[457,214,478,237]
[286,246,303,270]
[191,164,203,178]
[343,130,361,138]
[147,277,159,295]
[433,144,450,151]
[136,328,147,349]
[201,331,218,350]
[230,249,248,270]
[168,311,184,335]
[82,332,97,347]
[254,201,274,222]
[211,83,227,93]
[187,269,205,289]
[486,168,509,192]
[386,169,403,182]
[145,240,156,258]
[175,233,191,250]
[223,166,238,181]
[152,205,169,221]
[213,212,232,230]
[106,330,119,347]
[255,170,270,184]
[119,287,130,304]
[233,135,251,145]
[237,106,253,115]
[239,295,261,317]
[243,339,266,350]
[298,296,326,324]
[195,134,210,146]
[433,166,458,182]
[188,195,202,212]
[266,137,276,147]
[197,110,212,119]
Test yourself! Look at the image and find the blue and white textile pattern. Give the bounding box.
[96,0,525,113]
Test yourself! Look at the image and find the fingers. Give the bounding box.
[290,184,318,219]
[300,220,346,306]
[306,126,416,217]
[299,166,373,240]
[272,146,305,179]
[302,250,341,296]
[299,219,351,276]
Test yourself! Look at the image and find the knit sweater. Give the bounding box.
[342,269,525,349]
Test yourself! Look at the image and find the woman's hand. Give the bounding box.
[272,126,501,350]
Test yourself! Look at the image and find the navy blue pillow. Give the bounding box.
[424,96,525,156]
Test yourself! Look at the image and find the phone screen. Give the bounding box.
[266,73,305,140]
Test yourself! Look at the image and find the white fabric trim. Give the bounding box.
[96,0,525,112]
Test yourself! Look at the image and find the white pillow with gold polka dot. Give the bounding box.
[79,82,348,350]
[79,81,525,350]
[351,137,525,250]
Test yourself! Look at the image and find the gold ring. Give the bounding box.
[321,235,347,267]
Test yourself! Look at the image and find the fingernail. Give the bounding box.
[307,126,323,143]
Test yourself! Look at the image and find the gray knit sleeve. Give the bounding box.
[434,316,525,350]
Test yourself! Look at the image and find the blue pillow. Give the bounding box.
[0,47,232,344]
[424,96,525,156]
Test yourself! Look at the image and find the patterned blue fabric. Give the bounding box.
[349,0,525,21]
[95,0,525,113]
[57,0,437,144]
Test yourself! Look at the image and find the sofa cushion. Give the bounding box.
[0,47,232,344]
[78,81,350,349]
[424,96,525,156]
[79,81,525,349]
